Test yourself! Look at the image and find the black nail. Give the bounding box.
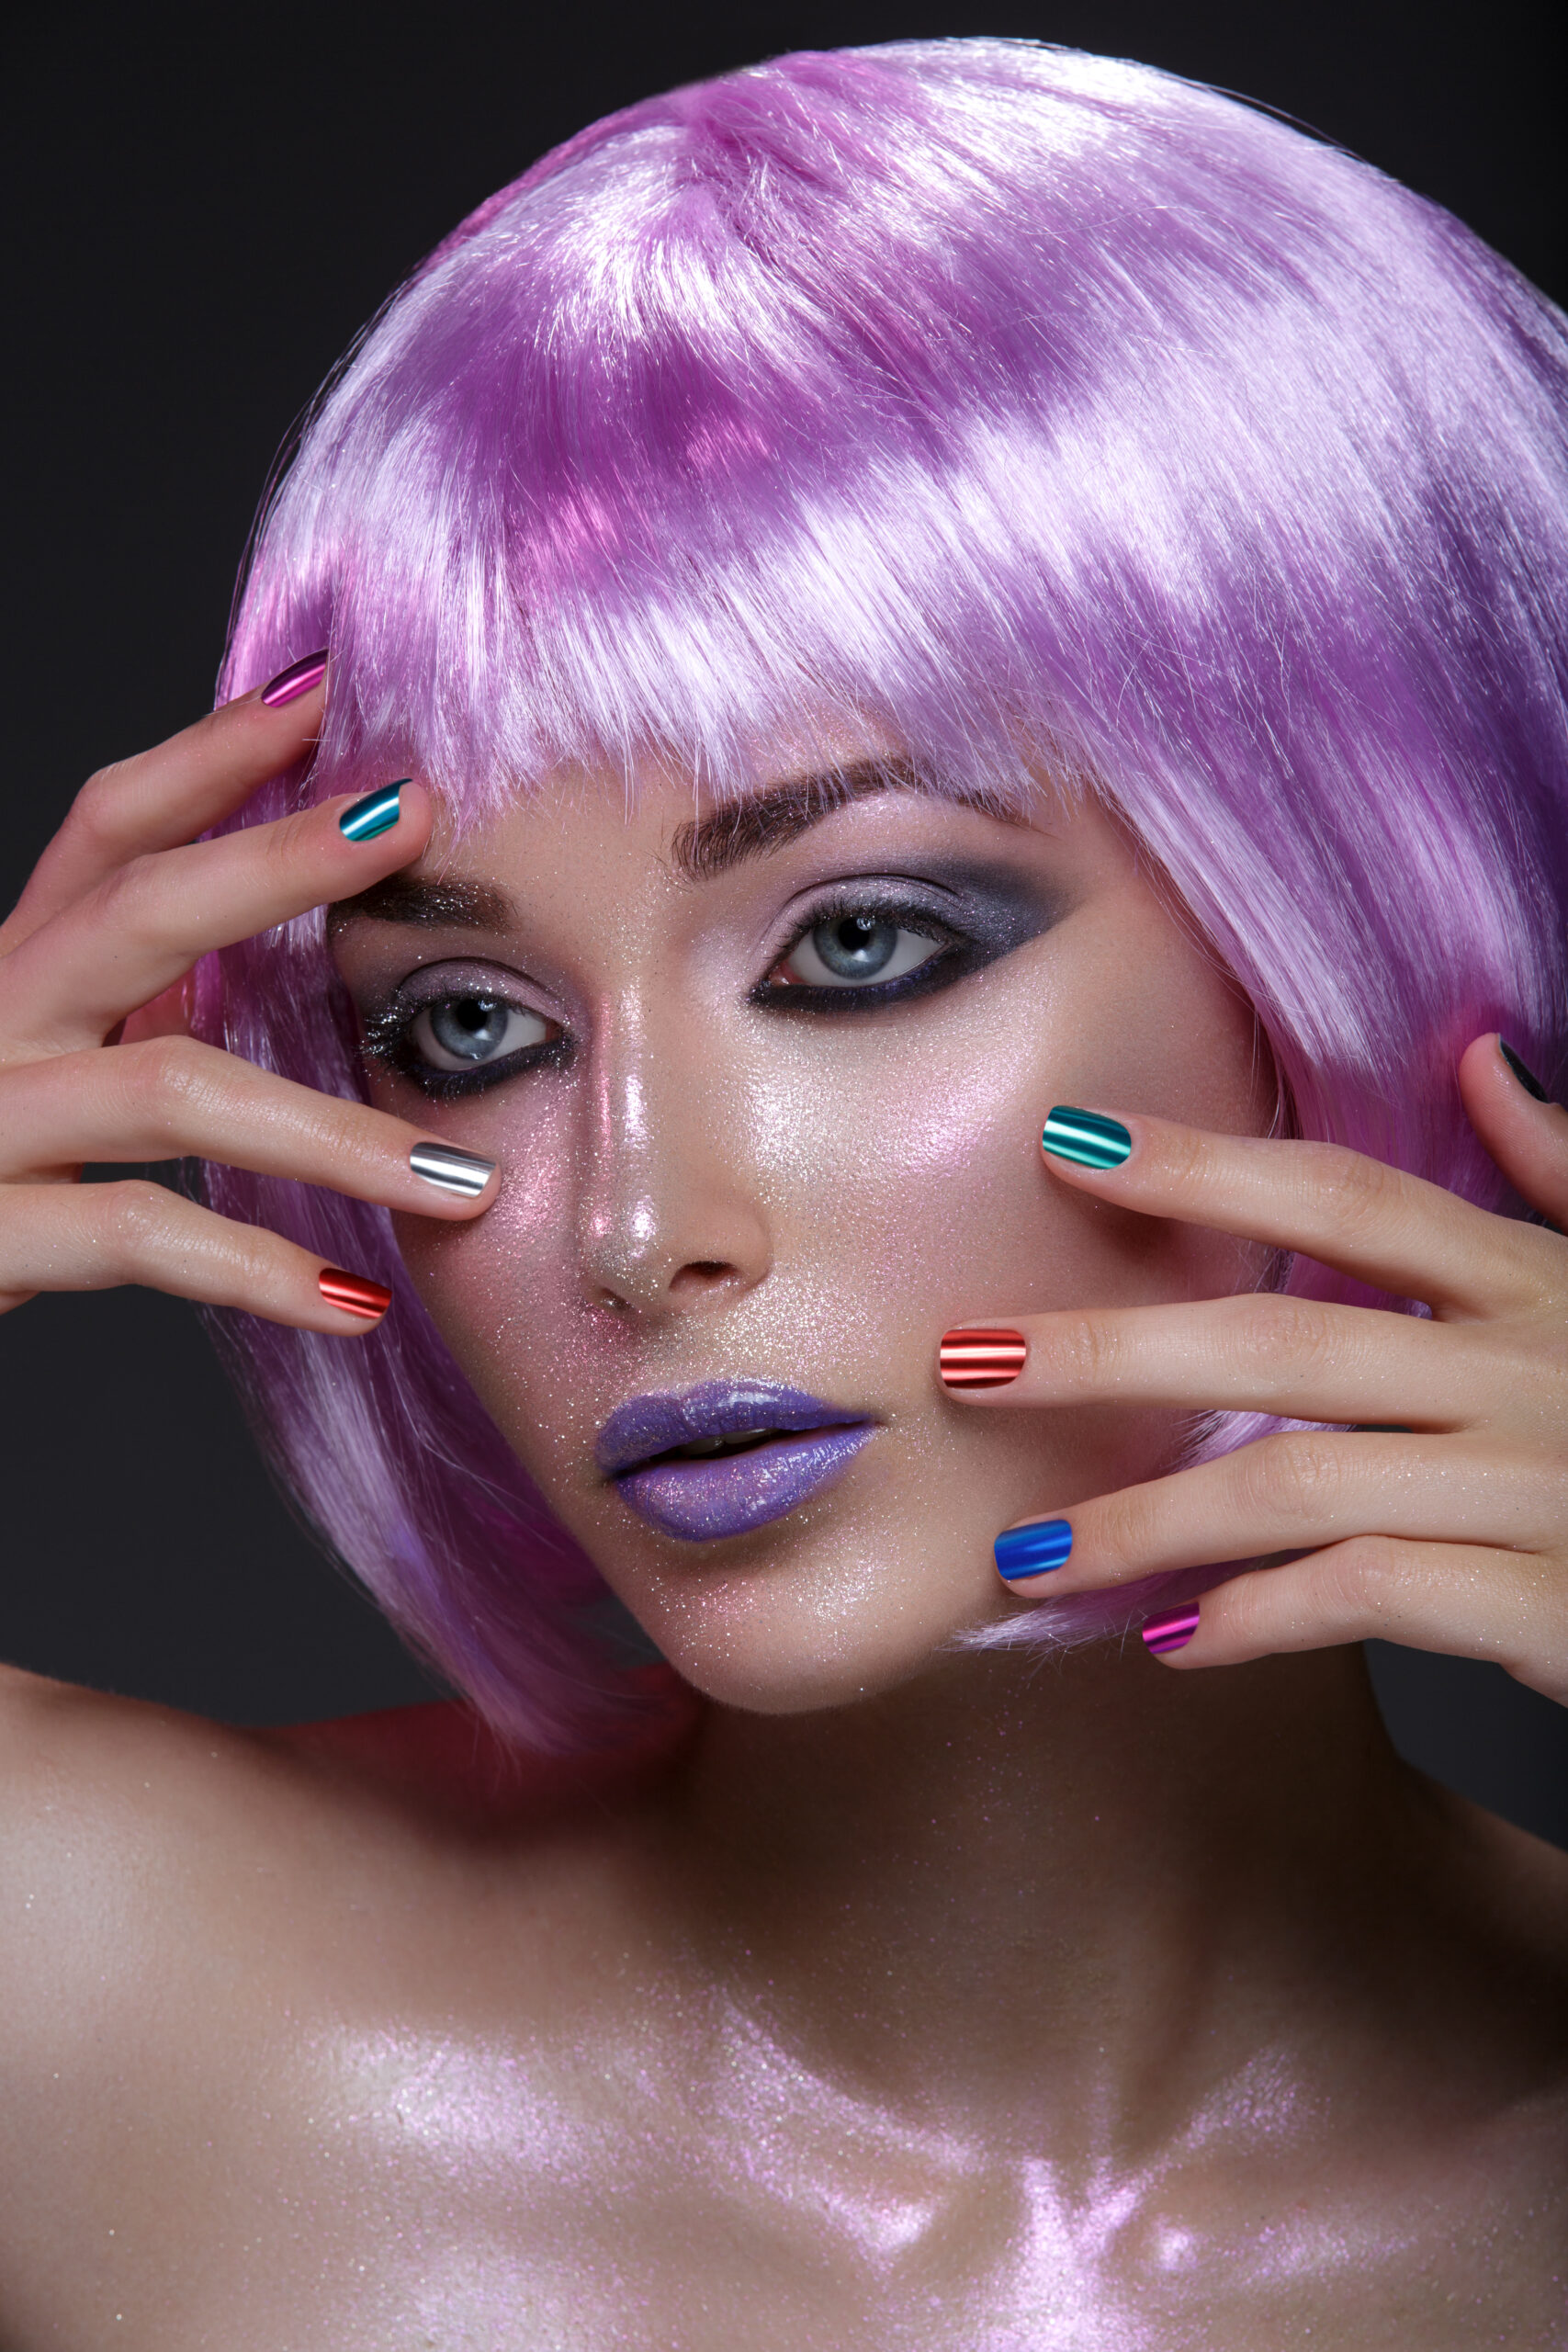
[1499,1039,1551,1102]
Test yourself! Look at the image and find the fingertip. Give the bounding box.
[995,1518,1074,1581]
[318,1266,393,1327]
[940,1327,1027,1390]
[1040,1104,1134,1173]
[1140,1601,1201,1660]
[258,650,329,710]
[408,1141,499,1204]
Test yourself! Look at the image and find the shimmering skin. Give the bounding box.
[1,762,1564,2346]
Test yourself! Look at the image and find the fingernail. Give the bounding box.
[339,780,407,842]
[319,1266,392,1322]
[410,1141,497,1198]
[1141,1602,1201,1656]
[1499,1039,1551,1102]
[1042,1105,1132,1169]
[940,1327,1027,1388]
[260,649,329,707]
[995,1519,1073,1578]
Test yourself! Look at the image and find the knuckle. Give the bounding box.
[121,1035,209,1125]
[1318,1534,1404,1620]
[1059,1310,1125,1389]
[1233,1295,1340,1383]
[1092,1483,1161,1572]
[63,763,152,876]
[90,850,163,939]
[1307,1140,1404,1238]
[68,763,132,847]
[94,1178,173,1264]
[1235,1433,1343,1521]
[1150,1123,1211,1192]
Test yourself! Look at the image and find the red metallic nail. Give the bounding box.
[939,1327,1027,1388]
[260,648,329,707]
[1141,1602,1201,1657]
[319,1266,392,1322]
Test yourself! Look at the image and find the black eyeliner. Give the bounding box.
[752,862,1069,1014]
[357,967,570,1099]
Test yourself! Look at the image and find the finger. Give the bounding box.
[1,659,329,952]
[1457,1033,1568,1235]
[0,1038,499,1216]
[991,1430,1563,1593]
[1034,1104,1562,1319]
[1141,1539,1568,1707]
[939,1293,1512,1430]
[0,1180,392,1335]
[0,779,432,1057]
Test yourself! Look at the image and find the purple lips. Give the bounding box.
[596,1381,874,1543]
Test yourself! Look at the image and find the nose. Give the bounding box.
[576,995,772,1317]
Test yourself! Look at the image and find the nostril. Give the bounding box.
[669,1259,739,1294]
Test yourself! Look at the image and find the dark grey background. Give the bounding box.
[4,2,1565,1843]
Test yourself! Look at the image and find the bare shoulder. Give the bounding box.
[0,1659,697,2061]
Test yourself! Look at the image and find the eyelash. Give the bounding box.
[359,891,986,1098]
[358,994,570,1100]
[751,892,976,1012]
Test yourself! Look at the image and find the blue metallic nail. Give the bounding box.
[1041,1104,1132,1170]
[995,1518,1073,1579]
[339,780,407,842]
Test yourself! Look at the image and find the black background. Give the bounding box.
[4,2,1566,1841]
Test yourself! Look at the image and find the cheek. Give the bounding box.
[730,922,1265,1319]
[389,1086,609,1464]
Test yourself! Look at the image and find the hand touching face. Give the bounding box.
[333,761,1273,1712]
[952,1047,1568,1707]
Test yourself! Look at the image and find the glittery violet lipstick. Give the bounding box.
[596,1380,874,1543]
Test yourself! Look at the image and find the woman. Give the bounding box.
[0,38,1563,2345]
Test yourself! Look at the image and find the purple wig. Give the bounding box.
[200,40,1568,1746]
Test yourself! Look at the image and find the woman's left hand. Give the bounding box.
[942,1033,1568,1703]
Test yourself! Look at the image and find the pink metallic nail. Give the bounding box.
[1141,1602,1200,1656]
[260,648,329,707]
[319,1266,392,1323]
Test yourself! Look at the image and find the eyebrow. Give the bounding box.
[327,756,984,933]
[325,876,515,938]
[669,757,926,879]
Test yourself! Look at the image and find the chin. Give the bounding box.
[577,1461,1011,1715]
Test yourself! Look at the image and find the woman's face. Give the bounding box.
[332,757,1272,1712]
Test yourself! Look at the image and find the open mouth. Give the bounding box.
[595,1382,876,1543]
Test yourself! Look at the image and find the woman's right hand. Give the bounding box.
[0,662,497,1331]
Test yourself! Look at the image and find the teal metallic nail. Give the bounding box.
[1499,1039,1551,1102]
[339,779,407,842]
[1041,1104,1132,1170]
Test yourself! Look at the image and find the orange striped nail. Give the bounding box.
[939,1328,1027,1388]
[319,1266,392,1322]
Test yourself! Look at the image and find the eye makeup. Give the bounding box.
[752,858,1069,1014]
[352,854,1070,1094]
[357,959,569,1099]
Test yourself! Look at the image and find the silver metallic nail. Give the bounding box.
[409,1141,498,1198]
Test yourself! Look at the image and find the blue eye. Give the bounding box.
[775,913,945,989]
[410,995,553,1071]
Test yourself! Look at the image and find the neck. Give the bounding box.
[666,1635,1413,2136]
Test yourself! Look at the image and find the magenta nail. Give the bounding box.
[260,649,329,707]
[1141,1602,1200,1657]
